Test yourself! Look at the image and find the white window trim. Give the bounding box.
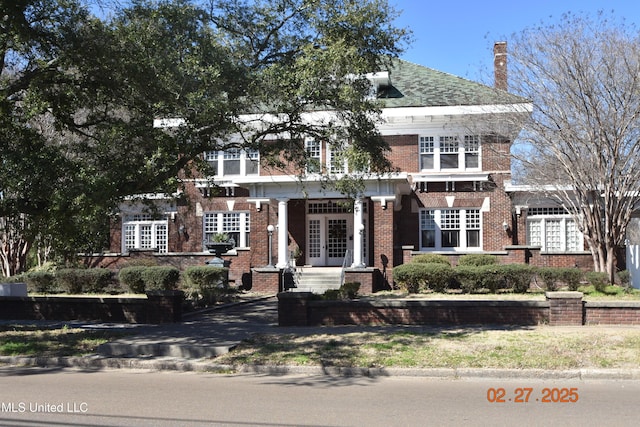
[419,208,483,251]
[419,134,482,172]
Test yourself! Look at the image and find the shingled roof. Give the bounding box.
[377,59,529,108]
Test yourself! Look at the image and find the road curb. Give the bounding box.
[2,355,640,380]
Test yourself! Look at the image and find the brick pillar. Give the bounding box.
[546,292,584,326]
[251,268,281,293]
[278,292,313,326]
[145,290,184,323]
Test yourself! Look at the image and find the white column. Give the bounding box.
[276,198,289,268]
[352,198,365,267]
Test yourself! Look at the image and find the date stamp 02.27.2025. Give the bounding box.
[486,387,579,403]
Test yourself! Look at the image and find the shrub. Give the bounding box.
[321,289,342,300]
[22,271,57,293]
[585,271,608,293]
[395,262,454,293]
[321,282,361,300]
[393,263,430,293]
[476,264,505,293]
[457,254,498,267]
[141,266,180,291]
[340,282,360,299]
[453,266,483,293]
[500,264,536,293]
[55,268,85,294]
[617,270,630,287]
[558,268,583,291]
[118,267,147,294]
[537,267,561,291]
[411,253,451,266]
[183,266,229,305]
[55,268,113,294]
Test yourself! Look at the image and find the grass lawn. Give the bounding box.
[214,327,640,370]
[0,325,127,358]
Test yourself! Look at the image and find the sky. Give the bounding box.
[391,0,640,82]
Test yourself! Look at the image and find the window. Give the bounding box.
[245,149,259,175]
[466,209,481,248]
[420,210,436,248]
[123,214,168,253]
[203,211,251,248]
[526,207,583,252]
[440,209,460,247]
[440,137,459,169]
[223,149,241,175]
[305,139,321,173]
[464,135,480,168]
[419,209,482,250]
[419,137,434,170]
[419,134,481,171]
[205,149,259,176]
[328,144,347,174]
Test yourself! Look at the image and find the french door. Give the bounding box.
[307,214,352,266]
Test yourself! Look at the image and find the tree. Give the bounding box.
[509,12,640,280]
[0,0,409,276]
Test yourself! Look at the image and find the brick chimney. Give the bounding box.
[494,41,507,91]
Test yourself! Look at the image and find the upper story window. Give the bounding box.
[206,149,259,177]
[304,139,353,175]
[305,139,322,173]
[328,143,348,174]
[419,208,482,250]
[526,207,583,252]
[419,135,481,171]
[122,214,168,253]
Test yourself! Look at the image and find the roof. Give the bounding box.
[377,59,529,108]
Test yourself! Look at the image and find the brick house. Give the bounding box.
[96,43,596,293]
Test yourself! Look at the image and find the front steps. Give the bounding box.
[288,267,343,294]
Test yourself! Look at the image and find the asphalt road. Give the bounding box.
[1,367,639,426]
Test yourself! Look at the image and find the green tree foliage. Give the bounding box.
[0,0,409,276]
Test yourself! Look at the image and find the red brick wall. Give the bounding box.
[385,134,419,172]
[585,303,640,325]
[278,292,640,327]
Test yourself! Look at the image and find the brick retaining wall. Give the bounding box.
[278,292,640,327]
[0,291,183,324]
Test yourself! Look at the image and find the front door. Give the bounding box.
[307,214,352,266]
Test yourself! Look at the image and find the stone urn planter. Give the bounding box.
[205,242,234,256]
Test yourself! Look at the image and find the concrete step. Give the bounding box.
[97,340,238,359]
[290,267,343,294]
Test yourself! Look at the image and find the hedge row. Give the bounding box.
[14,268,116,294]
[12,266,229,295]
[394,259,625,294]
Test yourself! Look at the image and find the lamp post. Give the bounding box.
[267,224,275,268]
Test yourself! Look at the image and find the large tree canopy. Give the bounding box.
[0,0,409,276]
[509,12,640,278]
